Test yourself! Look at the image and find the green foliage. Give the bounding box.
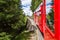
[47,0,54,25]
[14,31,31,40]
[0,0,28,40]
[31,0,42,12]
[0,32,12,40]
[46,9,54,31]
[0,0,24,29]
[47,9,54,25]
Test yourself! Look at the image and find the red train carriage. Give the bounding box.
[33,0,60,40]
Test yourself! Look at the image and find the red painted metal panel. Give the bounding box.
[42,0,46,40]
[45,25,55,38]
[39,3,44,32]
[54,0,60,40]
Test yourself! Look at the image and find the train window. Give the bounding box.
[46,0,54,33]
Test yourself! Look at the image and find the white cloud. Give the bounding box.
[46,0,52,14]
[21,0,32,16]
[46,0,52,4]
[21,0,31,5]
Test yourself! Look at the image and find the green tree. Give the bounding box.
[47,9,54,25]
[0,0,27,40]
[47,0,54,26]
[31,0,42,12]
[46,9,54,32]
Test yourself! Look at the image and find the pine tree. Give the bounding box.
[31,0,42,12]
[0,0,27,40]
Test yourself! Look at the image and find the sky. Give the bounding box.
[46,0,52,14]
[21,0,32,16]
[21,0,52,16]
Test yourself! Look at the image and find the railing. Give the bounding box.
[45,25,55,38]
[33,13,55,40]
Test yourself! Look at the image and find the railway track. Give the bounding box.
[26,17,44,40]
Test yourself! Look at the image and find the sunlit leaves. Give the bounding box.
[31,0,42,12]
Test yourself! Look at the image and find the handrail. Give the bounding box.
[45,24,55,38]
